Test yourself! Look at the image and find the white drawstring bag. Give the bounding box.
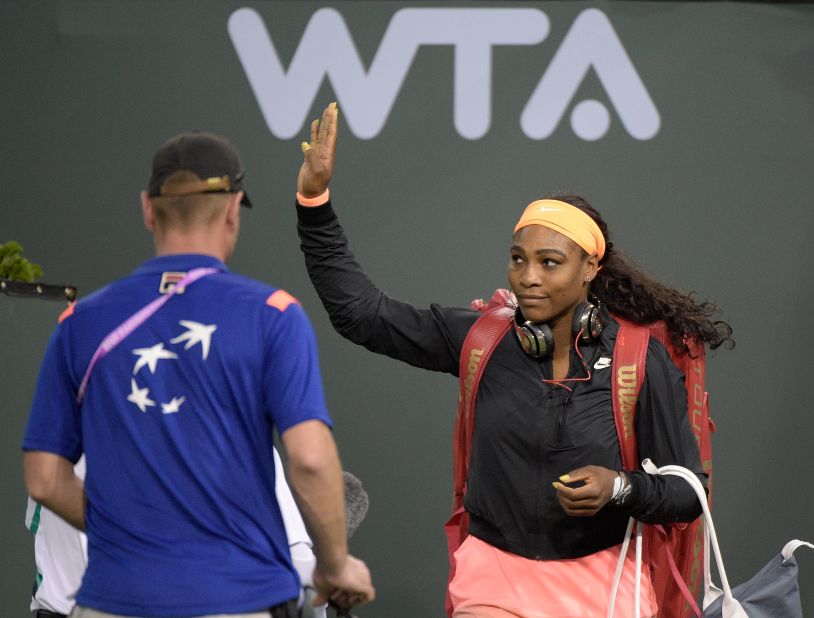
[609,460,812,618]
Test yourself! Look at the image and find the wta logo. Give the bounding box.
[228,7,660,142]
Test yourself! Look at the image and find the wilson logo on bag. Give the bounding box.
[613,318,714,618]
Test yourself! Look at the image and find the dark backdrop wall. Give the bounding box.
[2,1,813,616]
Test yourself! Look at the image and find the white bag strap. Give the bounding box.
[608,517,635,618]
[634,519,643,618]
[781,539,814,562]
[607,518,643,618]
[702,511,724,608]
[642,459,748,618]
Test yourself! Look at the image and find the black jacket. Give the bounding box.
[297,201,706,560]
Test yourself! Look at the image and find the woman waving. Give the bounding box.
[295,103,732,618]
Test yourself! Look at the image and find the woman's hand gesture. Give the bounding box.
[298,102,339,198]
[553,465,618,516]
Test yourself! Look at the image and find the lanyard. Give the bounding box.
[76,267,217,406]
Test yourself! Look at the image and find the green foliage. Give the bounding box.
[0,241,44,282]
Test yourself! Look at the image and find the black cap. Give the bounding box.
[148,131,252,207]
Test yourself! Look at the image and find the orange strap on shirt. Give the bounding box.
[266,289,300,312]
[58,302,76,323]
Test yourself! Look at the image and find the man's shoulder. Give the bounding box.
[59,270,307,333]
[215,272,304,314]
[216,270,271,294]
[56,275,136,327]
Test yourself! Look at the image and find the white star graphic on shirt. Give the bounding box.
[127,379,155,413]
[132,343,178,375]
[170,320,217,360]
[161,396,186,415]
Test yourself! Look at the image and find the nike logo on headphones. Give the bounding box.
[594,357,612,370]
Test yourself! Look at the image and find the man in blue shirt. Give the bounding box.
[22,124,373,617]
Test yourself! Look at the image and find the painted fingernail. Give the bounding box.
[559,474,570,482]
[552,482,559,489]
[301,142,311,153]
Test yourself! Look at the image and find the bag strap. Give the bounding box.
[654,524,703,617]
[452,304,513,506]
[608,518,645,618]
[611,319,650,470]
[782,539,814,562]
[610,321,708,617]
[642,460,749,618]
[76,267,218,405]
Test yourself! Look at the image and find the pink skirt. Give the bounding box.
[449,534,657,618]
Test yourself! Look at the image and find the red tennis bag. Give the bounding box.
[444,290,514,617]
[445,290,713,618]
[613,319,713,618]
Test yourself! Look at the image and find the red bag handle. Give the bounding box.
[612,320,704,618]
[453,300,513,508]
[611,319,649,470]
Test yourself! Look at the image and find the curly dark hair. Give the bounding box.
[547,193,734,355]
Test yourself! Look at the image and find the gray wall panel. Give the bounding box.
[2,2,812,615]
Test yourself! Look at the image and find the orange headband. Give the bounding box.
[514,199,605,260]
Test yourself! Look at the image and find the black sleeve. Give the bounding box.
[618,341,708,523]
[296,201,475,376]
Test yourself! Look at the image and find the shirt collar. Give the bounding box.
[132,254,228,277]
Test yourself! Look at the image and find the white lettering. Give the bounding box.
[228,7,659,141]
[521,9,660,141]
[228,7,546,140]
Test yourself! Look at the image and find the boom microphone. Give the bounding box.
[329,472,369,618]
[343,471,368,538]
[301,472,369,618]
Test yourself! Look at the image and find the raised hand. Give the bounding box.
[298,102,339,198]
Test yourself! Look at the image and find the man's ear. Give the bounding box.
[141,191,156,232]
[225,192,242,230]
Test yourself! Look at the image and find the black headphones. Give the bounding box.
[513,301,603,360]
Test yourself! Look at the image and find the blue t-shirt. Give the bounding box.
[23,254,333,616]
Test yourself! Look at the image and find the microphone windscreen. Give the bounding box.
[343,471,369,538]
